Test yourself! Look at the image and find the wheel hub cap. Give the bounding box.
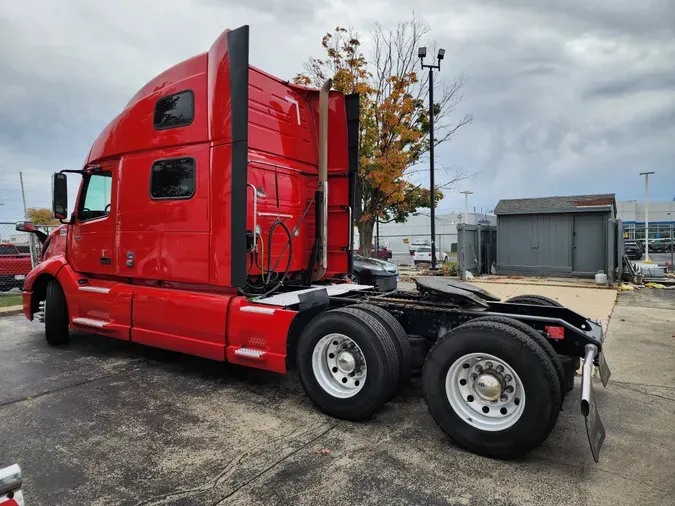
[337,351,356,374]
[311,333,367,399]
[444,353,526,431]
[474,373,502,401]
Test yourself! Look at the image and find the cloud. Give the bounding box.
[0,0,674,220]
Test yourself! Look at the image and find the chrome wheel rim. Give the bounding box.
[445,352,525,431]
[312,333,367,398]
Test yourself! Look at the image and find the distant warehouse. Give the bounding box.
[494,194,622,279]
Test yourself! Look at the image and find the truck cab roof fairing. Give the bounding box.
[207,25,249,287]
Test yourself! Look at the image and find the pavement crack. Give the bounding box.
[534,454,669,494]
[610,381,675,402]
[0,363,142,408]
[134,419,338,506]
[211,421,339,506]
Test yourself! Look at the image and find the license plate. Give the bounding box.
[599,352,611,387]
[14,275,26,280]
[585,398,606,463]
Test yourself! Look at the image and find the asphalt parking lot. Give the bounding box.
[1,289,674,505]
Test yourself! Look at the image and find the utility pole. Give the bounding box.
[376,214,380,255]
[419,45,445,270]
[19,172,36,268]
[640,171,655,262]
[461,191,473,224]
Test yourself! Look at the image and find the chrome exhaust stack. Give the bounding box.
[312,78,332,281]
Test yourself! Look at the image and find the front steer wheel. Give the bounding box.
[296,307,399,421]
[44,280,70,346]
[423,320,562,459]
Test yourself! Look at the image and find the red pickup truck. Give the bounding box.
[0,243,32,291]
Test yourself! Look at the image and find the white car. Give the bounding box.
[408,238,430,255]
[413,246,449,265]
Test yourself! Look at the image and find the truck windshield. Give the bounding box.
[79,172,112,221]
[0,245,18,254]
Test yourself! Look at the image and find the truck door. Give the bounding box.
[68,164,116,276]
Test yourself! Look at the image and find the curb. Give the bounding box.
[0,306,23,317]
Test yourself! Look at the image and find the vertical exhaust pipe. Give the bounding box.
[312,78,332,281]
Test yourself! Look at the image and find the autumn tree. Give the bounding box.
[27,207,59,226]
[294,18,472,256]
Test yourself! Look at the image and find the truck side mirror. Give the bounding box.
[52,172,68,220]
[15,221,35,232]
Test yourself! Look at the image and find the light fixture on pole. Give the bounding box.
[419,46,445,270]
[639,171,655,262]
[460,191,473,224]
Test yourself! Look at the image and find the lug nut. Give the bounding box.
[470,373,477,380]
[496,365,504,373]
[475,365,483,373]
[485,362,493,370]
[505,385,514,393]
[504,374,512,382]
[500,394,508,402]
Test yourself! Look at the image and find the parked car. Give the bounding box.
[356,245,393,260]
[649,239,672,253]
[625,242,643,260]
[352,254,398,291]
[0,243,32,292]
[408,238,429,255]
[371,245,393,260]
[413,246,449,266]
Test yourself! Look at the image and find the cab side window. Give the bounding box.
[79,172,112,221]
[153,91,194,130]
[150,158,196,200]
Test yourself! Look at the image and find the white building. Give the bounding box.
[371,211,496,254]
[617,200,674,240]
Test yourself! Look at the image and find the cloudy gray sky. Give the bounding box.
[1,0,674,221]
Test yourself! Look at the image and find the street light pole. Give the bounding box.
[461,191,473,224]
[419,46,445,270]
[640,171,655,262]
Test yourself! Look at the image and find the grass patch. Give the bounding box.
[0,295,22,308]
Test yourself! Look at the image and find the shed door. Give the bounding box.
[573,214,605,274]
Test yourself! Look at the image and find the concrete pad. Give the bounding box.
[399,278,617,325]
[604,292,675,386]
[466,282,618,325]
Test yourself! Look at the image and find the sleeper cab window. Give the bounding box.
[153,90,194,130]
[150,158,196,200]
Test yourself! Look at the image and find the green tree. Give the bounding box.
[294,19,472,256]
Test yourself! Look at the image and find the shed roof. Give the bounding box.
[494,194,616,216]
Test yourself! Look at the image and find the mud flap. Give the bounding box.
[599,351,611,387]
[584,398,606,463]
[581,344,607,462]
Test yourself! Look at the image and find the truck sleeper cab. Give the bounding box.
[22,25,611,463]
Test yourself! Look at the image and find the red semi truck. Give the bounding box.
[20,25,611,461]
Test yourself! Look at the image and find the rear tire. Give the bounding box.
[469,316,566,400]
[352,304,413,398]
[423,320,562,459]
[506,294,563,307]
[297,308,399,420]
[45,280,69,346]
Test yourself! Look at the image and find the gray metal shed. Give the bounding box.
[495,194,622,279]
